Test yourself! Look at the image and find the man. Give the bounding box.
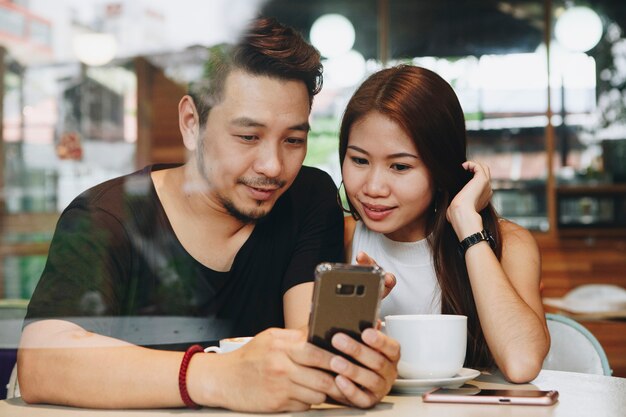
[18,17,399,412]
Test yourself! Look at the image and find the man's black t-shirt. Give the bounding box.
[25,165,344,349]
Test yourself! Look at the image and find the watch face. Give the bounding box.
[484,230,496,249]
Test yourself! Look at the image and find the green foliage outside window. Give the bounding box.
[305,116,340,167]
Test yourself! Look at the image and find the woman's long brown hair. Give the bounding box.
[339,65,502,369]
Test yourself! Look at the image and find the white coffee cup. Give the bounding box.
[385,314,467,379]
[204,336,252,354]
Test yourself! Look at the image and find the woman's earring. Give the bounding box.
[337,181,352,214]
[433,189,441,214]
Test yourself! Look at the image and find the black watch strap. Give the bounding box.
[458,229,495,256]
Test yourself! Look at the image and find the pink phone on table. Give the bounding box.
[423,387,559,405]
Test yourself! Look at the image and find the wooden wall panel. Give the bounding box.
[135,57,188,168]
[535,235,626,298]
[0,47,5,207]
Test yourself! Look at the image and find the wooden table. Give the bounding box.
[1,370,624,417]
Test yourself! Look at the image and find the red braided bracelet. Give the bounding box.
[178,344,204,409]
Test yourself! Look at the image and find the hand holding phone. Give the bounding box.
[306,263,400,408]
[307,263,384,359]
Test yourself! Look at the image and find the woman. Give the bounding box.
[341,65,549,383]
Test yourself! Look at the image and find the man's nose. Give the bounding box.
[254,143,282,178]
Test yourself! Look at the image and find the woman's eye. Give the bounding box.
[392,163,411,172]
[350,157,368,165]
[238,135,257,141]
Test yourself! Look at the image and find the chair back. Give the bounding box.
[543,313,612,376]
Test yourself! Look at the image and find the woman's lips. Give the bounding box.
[361,202,395,221]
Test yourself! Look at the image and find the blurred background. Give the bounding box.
[0,0,625,382]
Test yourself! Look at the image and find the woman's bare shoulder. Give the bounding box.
[498,218,538,253]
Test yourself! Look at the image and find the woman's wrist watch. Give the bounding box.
[458,229,495,256]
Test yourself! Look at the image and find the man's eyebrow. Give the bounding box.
[230,117,265,128]
[230,117,310,132]
[347,145,419,159]
[289,122,311,132]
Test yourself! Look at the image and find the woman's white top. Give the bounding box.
[350,221,441,318]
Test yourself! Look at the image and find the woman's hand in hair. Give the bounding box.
[446,161,493,240]
[355,251,396,298]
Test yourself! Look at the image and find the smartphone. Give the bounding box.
[307,263,384,359]
[422,387,559,406]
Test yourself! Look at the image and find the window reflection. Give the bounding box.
[1,0,626,399]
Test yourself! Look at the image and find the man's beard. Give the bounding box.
[196,142,286,223]
[217,177,287,223]
[217,195,264,224]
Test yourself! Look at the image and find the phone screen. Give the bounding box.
[434,388,553,397]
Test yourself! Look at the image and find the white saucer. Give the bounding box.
[391,368,481,394]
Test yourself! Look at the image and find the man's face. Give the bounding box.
[196,70,310,222]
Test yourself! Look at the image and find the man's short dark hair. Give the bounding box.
[189,17,323,128]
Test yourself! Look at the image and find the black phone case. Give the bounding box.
[307,263,384,358]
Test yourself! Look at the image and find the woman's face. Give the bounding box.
[342,111,434,242]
